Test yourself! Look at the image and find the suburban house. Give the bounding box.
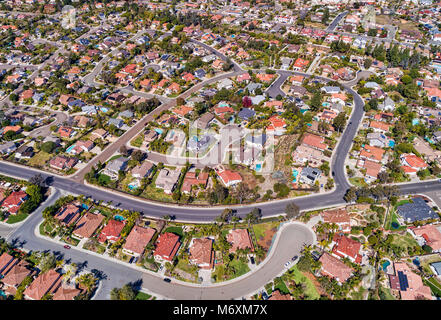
[410,224,441,252]
[217,168,242,187]
[123,225,156,257]
[396,197,438,223]
[299,166,322,185]
[49,156,78,171]
[226,229,254,253]
[2,190,28,215]
[388,262,432,300]
[189,237,215,269]
[181,171,209,194]
[319,252,353,283]
[321,208,351,233]
[54,203,81,226]
[73,212,105,239]
[131,161,154,179]
[153,232,181,262]
[23,269,62,300]
[103,157,129,179]
[98,219,125,243]
[155,168,181,194]
[1,260,32,296]
[331,234,363,264]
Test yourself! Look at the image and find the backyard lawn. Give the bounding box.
[287,265,320,299]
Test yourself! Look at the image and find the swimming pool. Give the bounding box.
[412,119,419,126]
[100,107,109,113]
[114,215,126,221]
[292,169,299,183]
[382,260,390,271]
[66,145,75,153]
[322,102,330,107]
[255,163,262,172]
[154,128,163,135]
[388,140,395,148]
[0,290,6,298]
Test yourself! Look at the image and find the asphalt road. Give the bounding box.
[141,223,314,299]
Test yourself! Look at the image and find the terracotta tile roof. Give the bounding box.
[1,260,31,288]
[52,285,81,300]
[362,159,382,178]
[154,232,181,261]
[54,203,81,226]
[332,234,362,263]
[227,229,254,253]
[359,145,385,162]
[24,269,61,300]
[189,238,214,269]
[301,133,327,151]
[0,252,15,275]
[413,224,441,252]
[98,219,125,243]
[73,212,105,239]
[321,208,351,232]
[401,154,427,169]
[218,170,242,186]
[123,225,156,255]
[369,121,391,132]
[391,262,432,300]
[319,252,353,283]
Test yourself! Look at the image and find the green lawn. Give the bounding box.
[349,177,368,187]
[228,258,250,279]
[135,291,153,300]
[6,213,28,224]
[287,265,320,300]
[390,233,420,252]
[252,221,280,242]
[164,226,184,237]
[378,286,396,300]
[130,133,144,148]
[28,151,52,167]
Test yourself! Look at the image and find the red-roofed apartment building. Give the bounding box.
[98,219,125,243]
[154,232,181,262]
[189,237,215,269]
[2,190,28,215]
[321,208,351,233]
[331,234,363,264]
[319,252,353,283]
[227,229,254,253]
[123,226,156,257]
[24,269,62,300]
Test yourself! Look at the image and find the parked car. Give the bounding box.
[163,278,171,283]
[250,256,255,264]
[64,245,71,249]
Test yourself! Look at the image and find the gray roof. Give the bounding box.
[431,261,441,275]
[397,197,439,223]
[300,166,322,183]
[119,110,134,118]
[106,156,128,173]
[238,108,256,120]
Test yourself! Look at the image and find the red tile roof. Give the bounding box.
[154,232,181,261]
[24,269,61,300]
[123,225,156,255]
[226,229,254,253]
[98,219,125,243]
[319,252,353,283]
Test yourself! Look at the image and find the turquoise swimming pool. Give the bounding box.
[114,215,126,221]
[154,128,163,135]
[292,169,299,183]
[66,145,75,153]
[382,260,390,271]
[100,107,109,113]
[255,163,262,172]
